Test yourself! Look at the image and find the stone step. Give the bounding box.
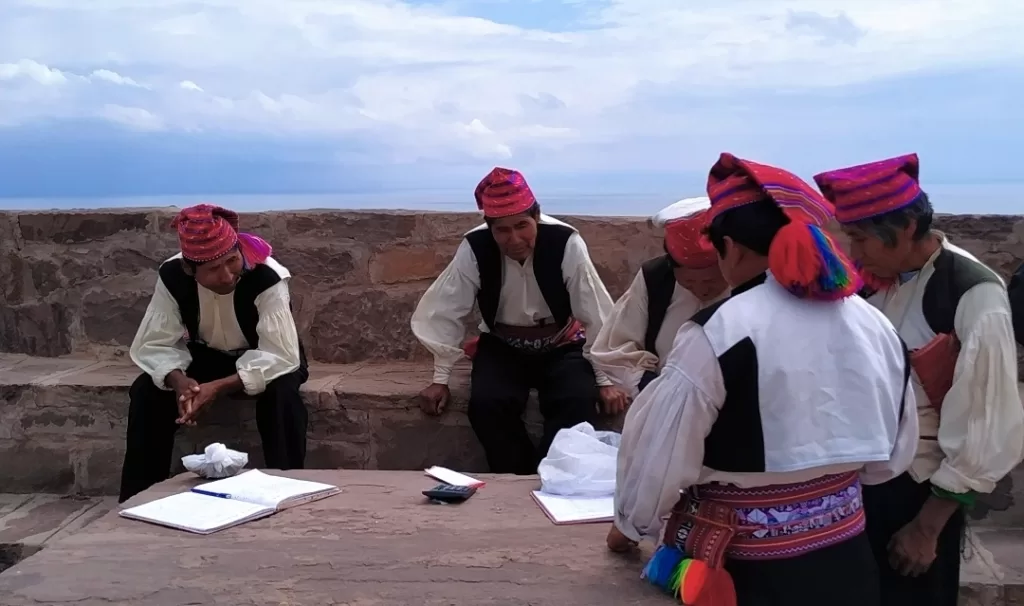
[0,493,116,573]
[0,353,512,495]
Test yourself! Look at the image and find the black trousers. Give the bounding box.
[726,532,881,606]
[468,333,598,475]
[118,343,310,503]
[862,473,965,606]
[638,369,658,393]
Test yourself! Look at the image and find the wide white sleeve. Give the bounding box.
[562,232,616,387]
[613,321,725,543]
[930,282,1024,495]
[129,276,192,390]
[235,280,302,396]
[409,239,481,385]
[861,373,920,485]
[589,270,659,398]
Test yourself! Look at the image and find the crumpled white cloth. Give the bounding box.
[182,443,248,479]
[538,422,621,497]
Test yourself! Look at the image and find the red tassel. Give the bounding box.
[768,221,821,292]
[694,567,737,606]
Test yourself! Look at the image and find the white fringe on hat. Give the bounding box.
[648,196,711,228]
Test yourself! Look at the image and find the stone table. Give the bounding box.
[0,470,664,605]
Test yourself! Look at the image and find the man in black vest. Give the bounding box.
[118,204,309,503]
[411,167,624,474]
[1010,261,1024,345]
[591,198,727,396]
[815,155,1024,606]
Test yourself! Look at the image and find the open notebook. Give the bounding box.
[119,470,341,535]
[531,491,614,525]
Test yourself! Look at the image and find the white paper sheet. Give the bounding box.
[531,491,614,525]
[193,470,339,509]
[424,466,485,488]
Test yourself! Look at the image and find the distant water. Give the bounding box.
[0,183,1019,216]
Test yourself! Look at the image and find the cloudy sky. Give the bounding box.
[0,0,1021,205]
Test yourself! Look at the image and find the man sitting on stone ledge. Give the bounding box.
[411,167,626,475]
[590,197,728,397]
[118,204,309,503]
[815,154,1024,606]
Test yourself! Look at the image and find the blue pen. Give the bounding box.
[193,489,233,499]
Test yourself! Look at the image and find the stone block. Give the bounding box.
[0,302,73,357]
[282,210,419,242]
[17,211,152,244]
[80,287,152,346]
[306,284,429,363]
[274,240,369,286]
[369,242,460,285]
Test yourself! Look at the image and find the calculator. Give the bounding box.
[422,483,478,504]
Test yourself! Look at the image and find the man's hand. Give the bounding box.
[887,517,939,577]
[177,382,221,425]
[598,386,631,415]
[887,493,960,576]
[606,524,637,553]
[166,370,200,426]
[418,383,450,416]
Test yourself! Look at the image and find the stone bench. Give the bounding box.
[0,354,525,495]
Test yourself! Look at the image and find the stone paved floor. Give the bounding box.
[0,471,1022,605]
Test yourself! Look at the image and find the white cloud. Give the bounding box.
[98,104,165,131]
[0,0,1022,167]
[90,68,145,87]
[0,59,67,85]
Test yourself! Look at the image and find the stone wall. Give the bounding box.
[2,209,1023,363]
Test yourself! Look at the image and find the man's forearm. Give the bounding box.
[165,369,188,390]
[210,373,244,396]
[915,493,963,537]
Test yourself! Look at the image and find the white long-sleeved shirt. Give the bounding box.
[613,276,919,543]
[410,214,615,386]
[865,238,1024,495]
[129,255,302,396]
[590,268,726,397]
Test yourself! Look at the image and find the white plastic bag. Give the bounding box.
[538,422,621,497]
[182,442,249,479]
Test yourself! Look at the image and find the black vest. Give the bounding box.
[691,273,912,473]
[1010,261,1024,346]
[464,224,574,330]
[640,254,677,355]
[158,259,284,350]
[920,247,1002,336]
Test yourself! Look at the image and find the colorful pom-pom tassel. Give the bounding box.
[678,558,709,604]
[642,544,685,591]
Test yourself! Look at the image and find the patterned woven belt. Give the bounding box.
[664,471,865,561]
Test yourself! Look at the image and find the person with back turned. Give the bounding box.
[118,204,308,503]
[608,153,919,606]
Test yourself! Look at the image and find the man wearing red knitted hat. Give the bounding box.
[815,154,1024,606]
[118,204,308,503]
[590,197,728,397]
[410,167,622,474]
[609,153,919,605]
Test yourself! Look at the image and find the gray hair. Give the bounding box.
[849,192,934,247]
